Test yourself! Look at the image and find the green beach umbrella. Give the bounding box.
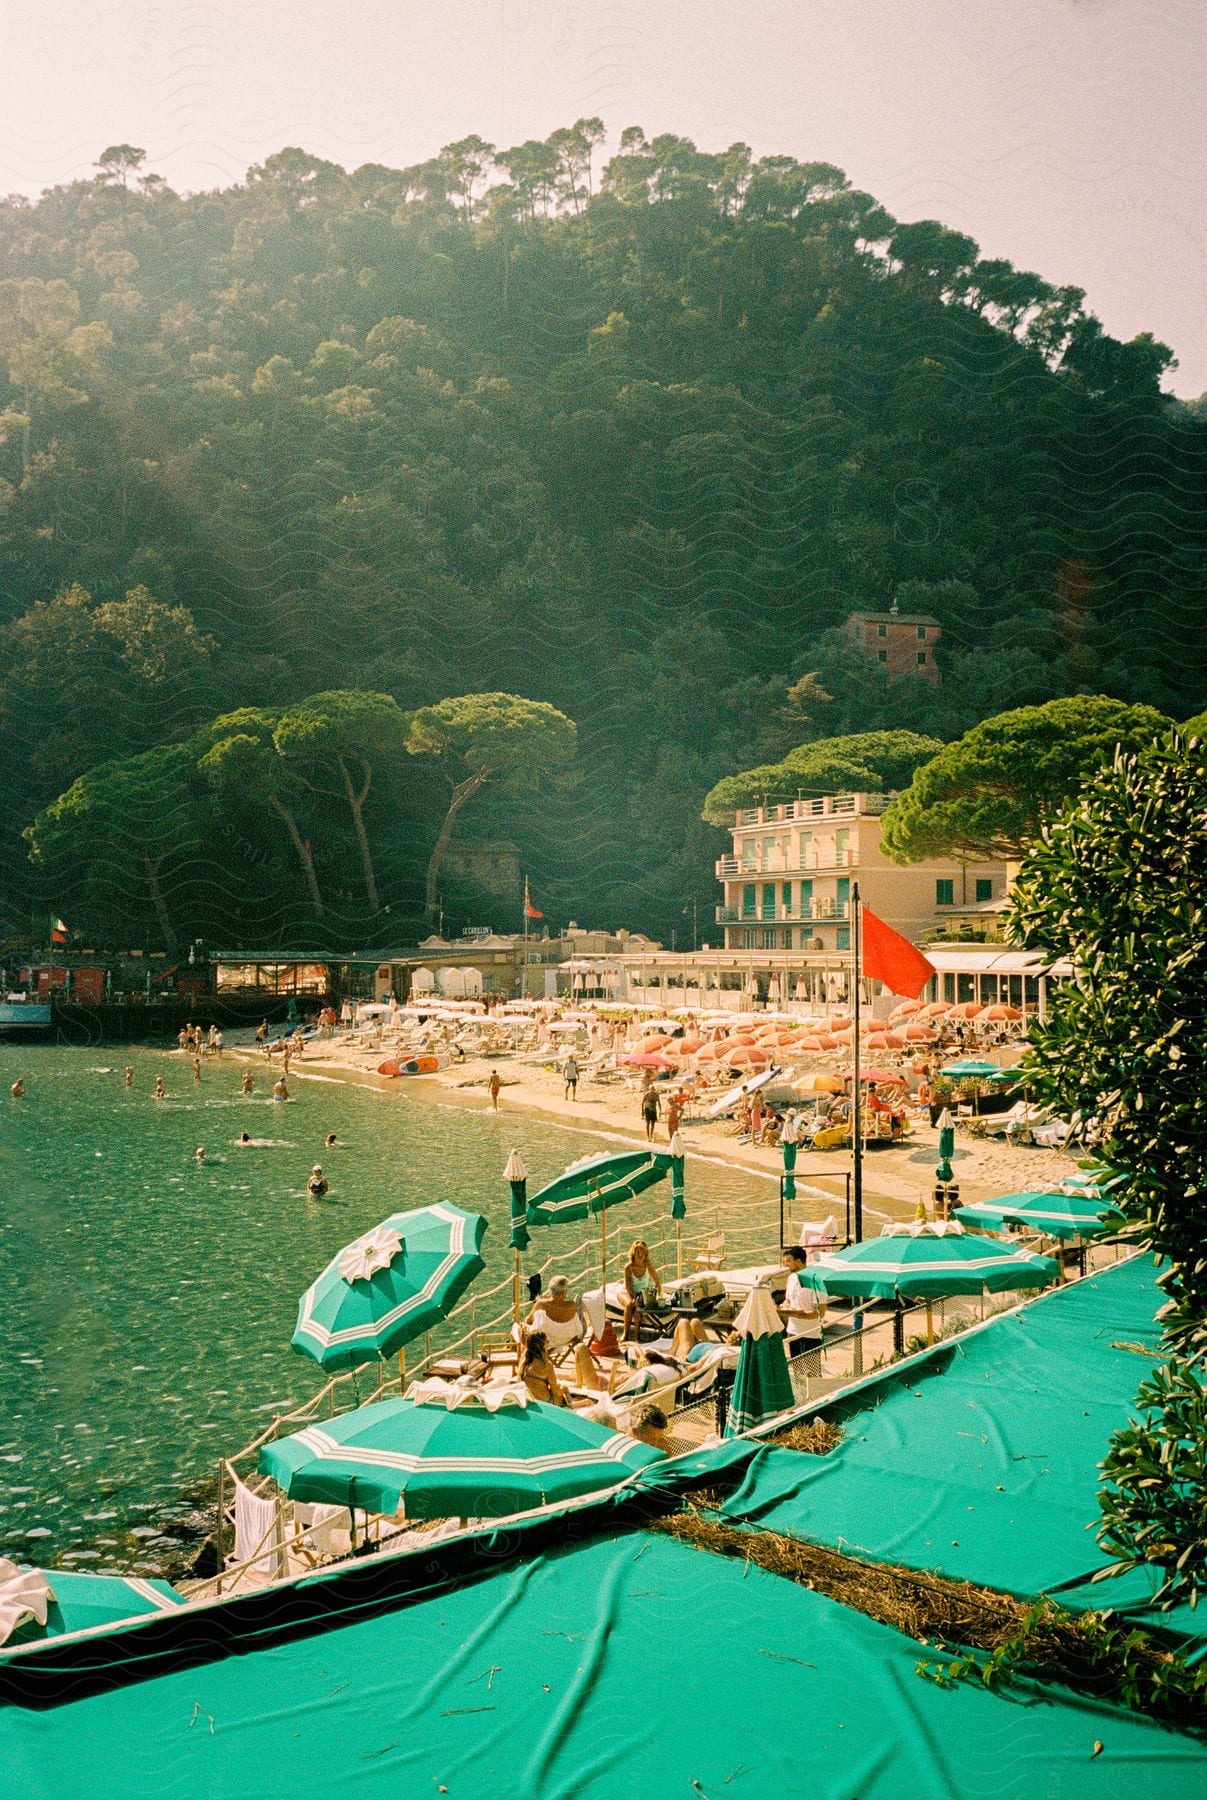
[0,1564,182,1648]
[955,1190,1125,1241]
[799,1225,1058,1300]
[939,1059,1001,1079]
[504,1149,529,1322]
[725,1287,795,1437]
[260,1385,663,1520]
[292,1203,488,1372]
[527,1148,672,1279]
[1061,1166,1121,1202]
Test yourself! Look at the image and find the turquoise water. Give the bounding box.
[0,1046,775,1571]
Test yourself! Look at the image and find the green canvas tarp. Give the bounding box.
[718,1254,1206,1646]
[2,1530,1203,1799]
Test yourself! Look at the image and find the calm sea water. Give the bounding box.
[0,1045,776,1571]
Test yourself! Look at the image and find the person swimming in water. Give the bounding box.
[10,1078,25,1099]
[324,1132,348,1149]
[194,1146,207,1162]
[124,1066,134,1088]
[153,1076,166,1100]
[306,1164,329,1198]
[237,1131,252,1145]
[240,1069,254,1095]
[273,1077,289,1102]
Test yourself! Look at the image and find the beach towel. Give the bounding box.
[232,1480,286,1578]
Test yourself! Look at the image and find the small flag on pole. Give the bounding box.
[50,917,68,945]
[523,879,543,921]
[860,905,936,1000]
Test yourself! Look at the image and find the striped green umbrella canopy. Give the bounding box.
[1061,1167,1121,1202]
[260,1388,663,1518]
[798,1227,1058,1299]
[292,1203,487,1370]
[526,1150,671,1227]
[725,1287,795,1437]
[939,1060,1001,1079]
[955,1190,1125,1241]
[0,1569,182,1648]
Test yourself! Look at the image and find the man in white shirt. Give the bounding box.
[780,1246,826,1354]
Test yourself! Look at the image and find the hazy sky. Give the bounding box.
[4,0,1204,391]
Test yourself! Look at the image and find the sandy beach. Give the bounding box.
[233,1033,1084,1237]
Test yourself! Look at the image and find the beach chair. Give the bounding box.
[692,1231,726,1272]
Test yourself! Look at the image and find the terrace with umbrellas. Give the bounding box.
[146,1124,1126,1604]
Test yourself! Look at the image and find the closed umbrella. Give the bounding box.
[669,1130,687,1276]
[725,1286,794,1437]
[955,1190,1125,1240]
[293,1203,488,1373]
[505,1149,529,1322]
[781,1111,800,1204]
[260,1384,663,1522]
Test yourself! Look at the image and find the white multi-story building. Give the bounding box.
[715,793,1007,953]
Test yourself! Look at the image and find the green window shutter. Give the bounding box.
[800,879,813,917]
[936,879,954,906]
[975,878,993,902]
[762,884,776,919]
[782,883,793,913]
[836,926,850,951]
[742,884,756,918]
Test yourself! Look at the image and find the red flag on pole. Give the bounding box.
[860,905,936,1000]
[523,879,543,921]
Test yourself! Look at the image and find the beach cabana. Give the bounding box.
[292,1203,487,1372]
[260,1382,663,1521]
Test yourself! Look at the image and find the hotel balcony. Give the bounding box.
[732,793,889,827]
[716,902,849,925]
[716,849,851,878]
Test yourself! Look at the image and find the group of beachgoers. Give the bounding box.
[497,1235,829,1450]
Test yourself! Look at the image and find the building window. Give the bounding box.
[836,926,850,951]
[917,626,927,640]
[877,624,887,638]
[741,884,756,918]
[761,883,776,920]
[975,878,993,902]
[742,930,757,950]
[878,650,888,663]
[936,879,954,906]
[943,974,956,1002]
[799,878,813,918]
[917,652,927,666]
[782,882,793,915]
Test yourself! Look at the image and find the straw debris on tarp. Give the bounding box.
[652,1510,1207,1728]
[768,1418,845,1456]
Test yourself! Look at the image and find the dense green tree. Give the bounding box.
[198,710,325,917]
[1007,731,1207,1603]
[701,730,943,825]
[0,129,1203,943]
[880,698,1173,861]
[407,693,577,918]
[272,691,409,911]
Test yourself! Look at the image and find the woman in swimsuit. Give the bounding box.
[525,1276,597,1387]
[622,1239,662,1342]
[518,1331,567,1407]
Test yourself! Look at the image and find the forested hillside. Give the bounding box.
[2,127,1204,947]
